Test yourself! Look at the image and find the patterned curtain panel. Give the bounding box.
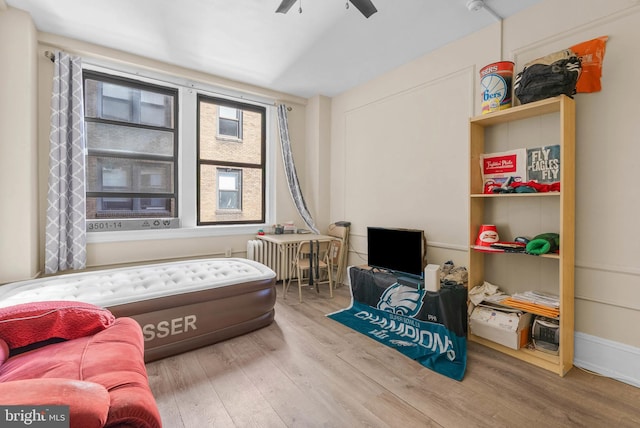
[276,104,319,234]
[45,51,87,274]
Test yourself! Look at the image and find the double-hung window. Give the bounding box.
[197,95,266,225]
[83,70,178,222]
[218,105,242,140]
[217,168,242,210]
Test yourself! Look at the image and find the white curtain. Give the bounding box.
[45,51,87,274]
[276,104,319,234]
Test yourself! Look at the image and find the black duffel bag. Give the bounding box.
[514,49,582,104]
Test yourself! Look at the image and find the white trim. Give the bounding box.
[86,224,265,243]
[82,61,276,108]
[427,241,469,252]
[574,332,640,388]
[576,260,640,277]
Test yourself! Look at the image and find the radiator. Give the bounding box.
[247,239,297,281]
[246,239,265,264]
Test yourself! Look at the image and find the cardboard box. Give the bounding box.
[469,306,532,350]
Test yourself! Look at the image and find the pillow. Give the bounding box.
[0,301,115,351]
[0,337,9,366]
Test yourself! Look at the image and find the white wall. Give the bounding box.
[330,0,640,384]
[0,7,39,282]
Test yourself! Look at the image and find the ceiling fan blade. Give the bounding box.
[276,0,297,14]
[349,0,378,18]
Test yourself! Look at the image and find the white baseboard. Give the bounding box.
[574,332,640,388]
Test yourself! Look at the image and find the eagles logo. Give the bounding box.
[377,283,425,318]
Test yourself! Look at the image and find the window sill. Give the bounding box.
[86,223,265,244]
[215,135,243,143]
[214,209,242,214]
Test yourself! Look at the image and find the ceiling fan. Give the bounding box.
[276,0,378,19]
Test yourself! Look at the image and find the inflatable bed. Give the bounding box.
[0,258,276,362]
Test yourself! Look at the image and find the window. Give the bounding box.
[83,70,178,220]
[217,168,242,210]
[218,106,242,139]
[197,95,266,225]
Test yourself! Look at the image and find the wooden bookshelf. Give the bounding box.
[468,95,575,376]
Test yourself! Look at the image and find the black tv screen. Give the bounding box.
[367,227,425,278]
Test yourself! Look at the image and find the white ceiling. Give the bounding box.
[7,0,542,98]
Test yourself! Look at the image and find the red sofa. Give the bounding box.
[0,301,161,428]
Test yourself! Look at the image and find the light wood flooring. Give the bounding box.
[146,284,640,427]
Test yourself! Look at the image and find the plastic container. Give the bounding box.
[480,61,514,114]
[475,224,499,246]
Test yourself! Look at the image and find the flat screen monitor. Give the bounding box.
[367,227,425,278]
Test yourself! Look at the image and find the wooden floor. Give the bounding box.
[146,284,640,427]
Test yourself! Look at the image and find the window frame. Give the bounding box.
[196,94,267,226]
[83,69,179,221]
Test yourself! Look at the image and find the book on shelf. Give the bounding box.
[479,149,526,194]
[501,296,560,319]
[477,290,561,319]
[526,145,560,184]
[480,144,561,193]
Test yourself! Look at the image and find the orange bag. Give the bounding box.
[571,36,608,93]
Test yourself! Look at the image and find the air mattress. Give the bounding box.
[0,258,276,362]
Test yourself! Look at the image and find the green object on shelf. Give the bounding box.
[526,233,560,255]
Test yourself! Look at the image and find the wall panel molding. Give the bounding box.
[512,2,640,65]
[343,65,476,116]
[342,66,475,247]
